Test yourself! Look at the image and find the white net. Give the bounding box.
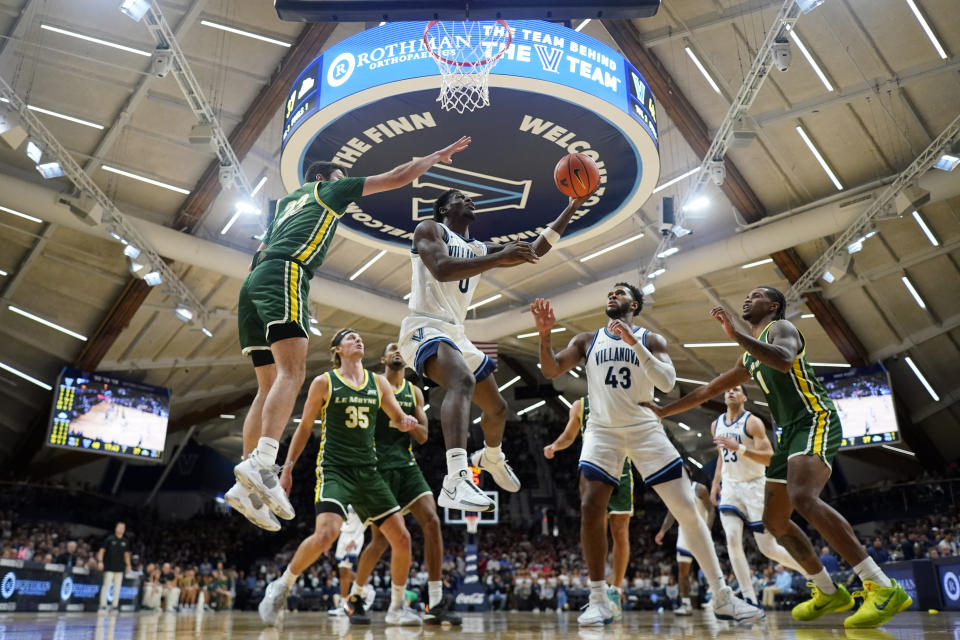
[424,20,512,114]
[464,514,479,534]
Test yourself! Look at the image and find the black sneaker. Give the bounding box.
[423,594,462,625]
[346,594,371,624]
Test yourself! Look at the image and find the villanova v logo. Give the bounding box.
[534,45,563,73]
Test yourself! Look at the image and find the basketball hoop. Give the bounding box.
[423,20,512,114]
[464,513,480,534]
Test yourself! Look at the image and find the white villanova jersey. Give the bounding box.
[584,325,659,428]
[409,223,487,326]
[714,410,765,482]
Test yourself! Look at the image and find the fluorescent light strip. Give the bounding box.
[472,416,482,424]
[219,414,235,420]
[809,362,851,368]
[683,342,739,348]
[40,24,151,56]
[516,327,565,339]
[653,168,699,194]
[575,19,591,32]
[685,47,722,94]
[788,29,834,92]
[677,422,691,431]
[801,313,815,319]
[558,396,572,409]
[403,292,412,300]
[251,176,268,196]
[0,205,43,223]
[349,250,387,281]
[658,247,679,258]
[568,369,580,378]
[742,258,773,269]
[26,105,103,129]
[901,276,927,309]
[467,294,502,311]
[911,211,939,246]
[0,361,52,390]
[102,165,190,195]
[0,269,7,276]
[220,209,242,235]
[423,404,430,411]
[687,457,703,469]
[676,376,710,385]
[882,444,916,457]
[580,233,645,262]
[517,400,546,415]
[754,400,769,407]
[8,305,87,341]
[904,0,947,59]
[796,126,843,190]
[200,20,291,48]
[498,376,521,392]
[904,356,939,401]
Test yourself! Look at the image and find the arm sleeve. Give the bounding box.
[630,339,676,392]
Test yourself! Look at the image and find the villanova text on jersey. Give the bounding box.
[592,345,642,367]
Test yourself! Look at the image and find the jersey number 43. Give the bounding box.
[604,366,632,389]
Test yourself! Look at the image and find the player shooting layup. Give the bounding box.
[227,137,471,531]
[648,286,911,629]
[531,283,763,625]
[398,188,593,512]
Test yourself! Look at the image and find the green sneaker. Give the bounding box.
[843,580,912,629]
[792,582,855,621]
[607,588,623,622]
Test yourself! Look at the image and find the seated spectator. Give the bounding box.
[761,565,793,608]
[819,546,840,574]
[868,537,890,564]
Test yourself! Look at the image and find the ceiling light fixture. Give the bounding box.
[0,360,52,390]
[796,125,843,190]
[119,0,151,22]
[8,305,87,341]
[25,141,42,163]
[580,233,645,263]
[685,47,722,94]
[517,400,546,415]
[174,305,193,322]
[102,165,190,195]
[677,422,691,431]
[575,19,591,32]
[201,327,214,338]
[653,168,698,194]
[683,342,739,348]
[349,249,387,281]
[123,244,141,259]
[808,362,851,368]
[0,205,42,223]
[676,377,709,385]
[310,326,322,337]
[742,258,773,269]
[467,294,502,311]
[903,0,947,59]
[144,271,163,287]
[251,176,268,196]
[558,396,572,408]
[904,356,938,401]
[911,211,939,246]
[901,276,927,309]
[40,24,152,56]
[36,162,64,179]
[498,376,521,392]
[516,327,565,339]
[801,313,815,319]
[27,105,103,130]
[787,27,834,91]
[648,268,666,279]
[200,20,292,48]
[657,247,679,258]
[881,444,916,457]
[682,196,709,212]
[687,457,703,469]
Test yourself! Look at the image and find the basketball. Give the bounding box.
[554,153,601,198]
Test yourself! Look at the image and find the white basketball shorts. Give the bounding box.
[398,314,495,381]
[578,422,683,488]
[718,476,766,533]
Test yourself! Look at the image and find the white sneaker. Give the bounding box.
[234,457,295,520]
[258,579,289,627]
[674,599,693,616]
[327,605,345,617]
[362,584,376,611]
[470,449,521,492]
[225,483,281,532]
[712,586,764,623]
[437,470,494,512]
[578,602,614,626]
[385,605,422,626]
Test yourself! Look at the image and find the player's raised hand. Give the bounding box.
[497,241,539,266]
[397,414,419,432]
[436,136,471,163]
[609,320,638,346]
[543,443,556,459]
[530,298,556,333]
[710,306,739,340]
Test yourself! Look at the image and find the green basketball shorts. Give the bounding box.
[237,258,310,355]
[379,465,433,514]
[315,464,400,525]
[608,459,635,515]
[766,411,843,482]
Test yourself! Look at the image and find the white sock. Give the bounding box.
[390,583,405,610]
[350,582,363,598]
[446,448,468,476]
[681,596,691,606]
[428,580,443,608]
[853,557,892,588]
[655,479,724,593]
[483,442,502,461]
[280,568,298,588]
[804,567,837,594]
[721,515,756,603]
[254,437,279,467]
[588,580,607,605]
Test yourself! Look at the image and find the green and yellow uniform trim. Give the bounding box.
[580,397,634,515]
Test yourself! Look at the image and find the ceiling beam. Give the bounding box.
[636,0,782,48]
[602,19,869,367]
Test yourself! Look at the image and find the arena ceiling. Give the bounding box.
[0,0,957,478]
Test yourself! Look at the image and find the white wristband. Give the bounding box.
[737,443,747,454]
[540,226,561,245]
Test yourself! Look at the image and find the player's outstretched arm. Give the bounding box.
[362,136,471,196]
[711,308,801,373]
[376,375,420,434]
[544,400,582,459]
[413,220,537,282]
[527,193,593,257]
[645,364,751,419]
[531,298,590,378]
[710,420,723,506]
[279,374,329,492]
